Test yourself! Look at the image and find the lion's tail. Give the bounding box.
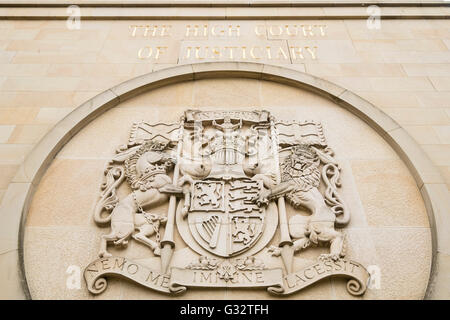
[322,163,350,227]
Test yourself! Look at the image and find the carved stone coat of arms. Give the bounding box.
[84,110,370,296]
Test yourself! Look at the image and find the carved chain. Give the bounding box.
[131,191,161,245]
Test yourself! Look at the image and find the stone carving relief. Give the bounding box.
[84,110,370,297]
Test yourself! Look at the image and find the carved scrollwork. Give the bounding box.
[89,277,108,295]
[346,278,367,296]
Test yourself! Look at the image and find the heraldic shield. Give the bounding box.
[175,110,278,258]
[186,179,266,257]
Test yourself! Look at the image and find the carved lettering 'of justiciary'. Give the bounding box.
[180,45,317,61]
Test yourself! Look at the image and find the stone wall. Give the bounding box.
[23,79,432,299]
[1,18,449,204]
[0,2,449,299]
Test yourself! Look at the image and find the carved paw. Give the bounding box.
[267,245,282,257]
[256,198,268,207]
[181,205,189,219]
[256,190,270,207]
[178,175,194,187]
[160,184,183,195]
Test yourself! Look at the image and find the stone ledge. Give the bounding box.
[0,6,449,20]
[0,1,447,8]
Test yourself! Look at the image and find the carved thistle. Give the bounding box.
[84,110,370,297]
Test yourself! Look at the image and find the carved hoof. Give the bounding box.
[319,254,339,262]
[318,254,329,261]
[267,245,282,257]
[99,251,112,258]
[113,239,128,246]
[153,247,161,256]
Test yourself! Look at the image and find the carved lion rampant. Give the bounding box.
[260,144,349,261]
[93,141,177,258]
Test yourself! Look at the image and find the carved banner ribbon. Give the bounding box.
[84,256,368,296]
[84,257,171,295]
[169,267,284,293]
[269,258,370,296]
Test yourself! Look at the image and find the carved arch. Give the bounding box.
[0,62,447,299]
